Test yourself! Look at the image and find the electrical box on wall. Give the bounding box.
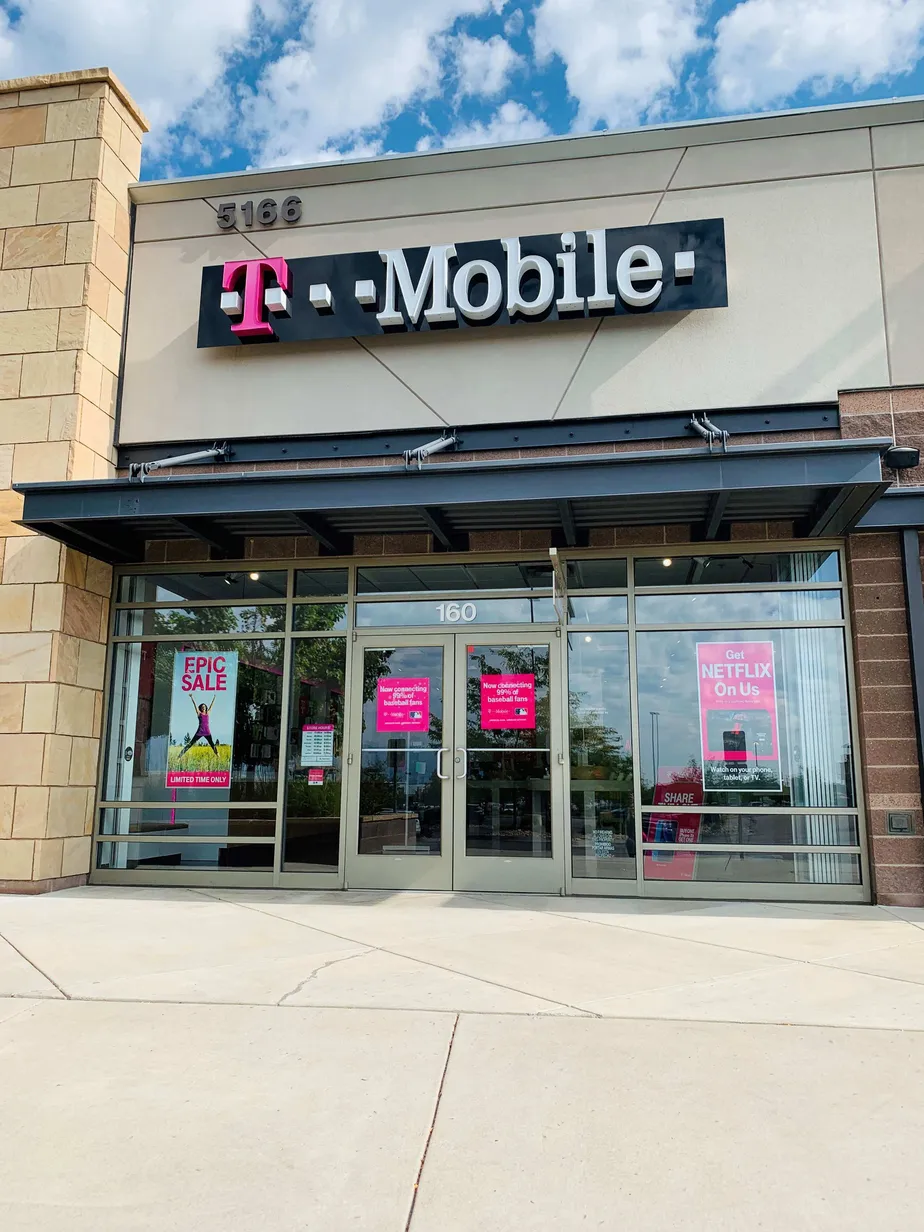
[888,812,915,835]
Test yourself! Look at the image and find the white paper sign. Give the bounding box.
[301,724,334,767]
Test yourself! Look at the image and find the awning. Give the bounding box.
[16,437,892,564]
[857,486,924,530]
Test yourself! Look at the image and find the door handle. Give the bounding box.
[436,747,450,780]
[456,747,468,779]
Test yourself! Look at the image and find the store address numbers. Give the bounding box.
[437,602,477,623]
[216,196,302,229]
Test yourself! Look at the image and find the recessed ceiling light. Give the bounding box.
[249,572,260,581]
[662,558,672,567]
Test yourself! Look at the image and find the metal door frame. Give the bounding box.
[344,629,566,893]
[344,632,455,890]
[450,630,566,893]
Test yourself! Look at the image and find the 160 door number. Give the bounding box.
[437,602,477,623]
[216,197,302,229]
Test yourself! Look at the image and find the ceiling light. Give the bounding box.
[662,558,672,567]
[249,572,260,581]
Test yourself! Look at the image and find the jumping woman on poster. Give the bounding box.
[180,694,220,758]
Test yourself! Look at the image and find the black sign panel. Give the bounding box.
[197,218,727,349]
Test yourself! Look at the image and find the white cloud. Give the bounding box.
[243,0,499,166]
[713,0,924,110]
[0,0,276,140]
[533,0,706,127]
[455,33,522,97]
[504,8,526,37]
[433,99,551,149]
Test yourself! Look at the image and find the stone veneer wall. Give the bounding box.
[0,69,147,891]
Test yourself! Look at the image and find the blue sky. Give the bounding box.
[2,0,924,179]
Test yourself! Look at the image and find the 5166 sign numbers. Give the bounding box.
[216,196,302,230]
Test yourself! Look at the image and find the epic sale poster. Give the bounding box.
[696,641,782,791]
[166,651,238,788]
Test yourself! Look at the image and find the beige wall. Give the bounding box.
[0,69,147,889]
[119,106,924,446]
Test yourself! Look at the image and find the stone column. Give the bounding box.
[0,69,147,891]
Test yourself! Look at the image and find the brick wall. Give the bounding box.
[841,388,924,906]
[0,69,147,890]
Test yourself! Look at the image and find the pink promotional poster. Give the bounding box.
[481,674,536,729]
[376,678,430,733]
[696,641,782,791]
[643,767,704,881]
[166,651,238,788]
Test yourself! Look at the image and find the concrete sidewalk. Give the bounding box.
[1,888,923,1230]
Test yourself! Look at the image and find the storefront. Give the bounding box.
[85,542,862,898]
[13,93,924,902]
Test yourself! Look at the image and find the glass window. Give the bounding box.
[635,552,840,587]
[568,596,629,624]
[639,812,860,846]
[643,850,860,884]
[636,628,855,809]
[115,607,285,635]
[97,842,274,870]
[568,632,634,880]
[295,569,349,597]
[118,571,287,602]
[103,639,284,805]
[356,598,556,626]
[99,807,275,837]
[283,638,347,871]
[636,590,842,624]
[293,603,348,632]
[357,562,552,593]
[566,559,628,589]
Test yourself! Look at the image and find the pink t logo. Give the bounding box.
[221,257,291,337]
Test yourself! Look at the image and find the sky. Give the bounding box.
[2,0,924,180]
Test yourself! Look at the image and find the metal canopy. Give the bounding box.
[857,486,924,530]
[16,438,892,565]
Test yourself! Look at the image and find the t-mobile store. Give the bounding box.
[17,97,924,902]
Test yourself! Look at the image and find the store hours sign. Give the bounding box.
[197,219,727,348]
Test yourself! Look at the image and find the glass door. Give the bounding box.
[452,636,564,893]
[344,632,564,892]
[344,635,453,890]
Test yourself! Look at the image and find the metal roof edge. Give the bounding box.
[129,95,924,205]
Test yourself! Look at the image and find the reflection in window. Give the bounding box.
[103,639,284,805]
[643,851,860,884]
[636,591,842,624]
[357,561,552,593]
[293,603,347,631]
[118,572,287,602]
[356,598,556,626]
[634,552,840,587]
[115,607,285,635]
[566,559,628,589]
[284,638,347,871]
[295,569,349,597]
[465,645,552,858]
[567,596,629,625]
[636,628,855,810]
[99,808,275,837]
[568,633,635,879]
[639,813,859,845]
[358,645,445,855]
[97,842,274,870]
